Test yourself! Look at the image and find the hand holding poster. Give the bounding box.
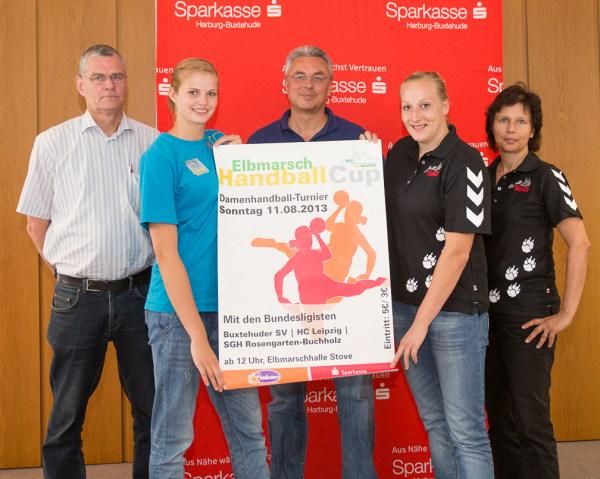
[215,140,394,389]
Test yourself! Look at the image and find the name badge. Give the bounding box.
[185,158,209,176]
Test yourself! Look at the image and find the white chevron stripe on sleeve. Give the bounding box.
[467,167,483,187]
[558,182,572,196]
[466,207,484,227]
[467,185,484,205]
[564,196,578,210]
[551,169,566,183]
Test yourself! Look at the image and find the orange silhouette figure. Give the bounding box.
[323,190,376,283]
[273,218,385,305]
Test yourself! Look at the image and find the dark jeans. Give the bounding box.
[43,282,155,479]
[485,311,559,479]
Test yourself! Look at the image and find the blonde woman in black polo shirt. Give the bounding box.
[385,71,493,478]
[484,83,590,479]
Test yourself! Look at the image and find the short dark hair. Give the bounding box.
[79,44,125,75]
[485,82,543,152]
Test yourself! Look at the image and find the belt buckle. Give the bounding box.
[84,279,103,292]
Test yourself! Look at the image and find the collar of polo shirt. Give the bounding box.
[415,124,461,160]
[490,151,542,174]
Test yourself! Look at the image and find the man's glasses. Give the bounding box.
[82,73,127,85]
[287,73,330,85]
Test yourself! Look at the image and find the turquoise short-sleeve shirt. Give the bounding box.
[140,131,220,312]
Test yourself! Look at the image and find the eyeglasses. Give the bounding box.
[287,73,330,85]
[82,73,127,85]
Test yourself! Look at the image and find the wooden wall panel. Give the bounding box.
[525,0,600,440]
[118,0,156,126]
[37,0,123,464]
[0,0,41,467]
[503,0,528,84]
[116,0,156,461]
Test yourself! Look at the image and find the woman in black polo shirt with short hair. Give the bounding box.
[385,71,494,478]
[484,83,590,479]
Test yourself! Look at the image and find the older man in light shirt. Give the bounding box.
[17,44,157,479]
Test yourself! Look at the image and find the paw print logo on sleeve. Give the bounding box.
[507,283,521,298]
[521,237,535,253]
[505,265,519,281]
[425,275,432,288]
[435,227,446,242]
[406,278,418,293]
[523,256,537,272]
[422,253,437,269]
[489,288,501,303]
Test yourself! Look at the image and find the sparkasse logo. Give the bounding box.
[372,76,387,94]
[175,1,261,20]
[267,0,282,17]
[174,0,284,20]
[385,1,489,21]
[386,2,469,21]
[158,77,170,96]
[473,1,487,19]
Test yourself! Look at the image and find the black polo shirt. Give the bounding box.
[385,126,491,314]
[485,153,583,316]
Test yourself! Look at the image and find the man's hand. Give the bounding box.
[359,130,379,142]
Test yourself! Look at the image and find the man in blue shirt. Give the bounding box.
[248,45,378,479]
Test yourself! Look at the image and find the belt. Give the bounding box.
[56,267,152,293]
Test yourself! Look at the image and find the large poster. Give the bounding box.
[157,1,502,477]
[215,140,393,389]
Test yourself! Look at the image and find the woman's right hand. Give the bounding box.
[391,322,429,370]
[191,336,225,392]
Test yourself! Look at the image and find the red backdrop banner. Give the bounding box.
[156,1,502,477]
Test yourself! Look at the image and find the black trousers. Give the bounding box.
[485,311,559,479]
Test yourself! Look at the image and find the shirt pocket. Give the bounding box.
[127,168,141,215]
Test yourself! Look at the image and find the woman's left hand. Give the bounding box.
[214,134,242,146]
[522,311,573,348]
[391,322,429,370]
